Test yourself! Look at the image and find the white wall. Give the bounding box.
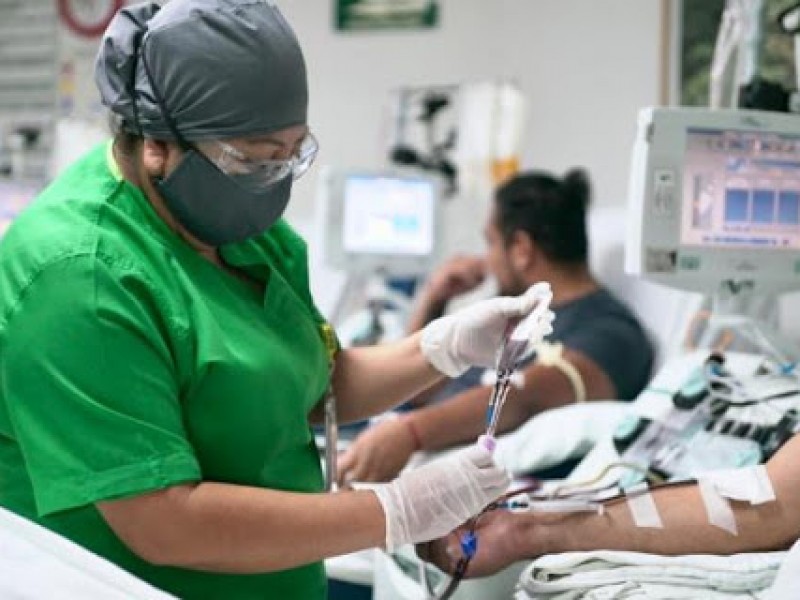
[279,0,503,220]
[497,0,664,206]
[280,0,664,222]
[27,0,665,215]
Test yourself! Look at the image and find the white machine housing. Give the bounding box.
[322,168,443,277]
[626,107,800,294]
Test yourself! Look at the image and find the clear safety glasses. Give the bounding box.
[207,132,319,188]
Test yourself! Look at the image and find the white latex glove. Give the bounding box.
[420,282,554,377]
[370,443,510,550]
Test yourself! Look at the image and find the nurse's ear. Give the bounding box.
[141,139,182,179]
[141,139,167,178]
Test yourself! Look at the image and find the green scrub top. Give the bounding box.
[0,142,335,599]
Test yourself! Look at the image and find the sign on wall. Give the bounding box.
[680,0,795,106]
[336,0,439,31]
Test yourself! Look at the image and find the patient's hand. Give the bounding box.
[416,510,526,579]
[337,417,417,484]
[424,255,486,307]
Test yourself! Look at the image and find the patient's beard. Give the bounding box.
[497,272,528,297]
[498,281,530,296]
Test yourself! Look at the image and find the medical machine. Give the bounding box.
[626,107,800,296]
[323,168,442,278]
[318,167,443,348]
[614,107,800,494]
[316,168,443,474]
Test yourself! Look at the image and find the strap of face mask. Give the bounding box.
[126,29,145,139]
[138,38,192,152]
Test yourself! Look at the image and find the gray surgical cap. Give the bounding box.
[95,0,307,141]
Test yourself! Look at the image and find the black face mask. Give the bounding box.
[138,45,295,247]
[155,148,292,246]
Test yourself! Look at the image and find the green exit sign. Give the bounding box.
[336,0,439,31]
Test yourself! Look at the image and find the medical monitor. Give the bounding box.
[323,169,441,276]
[626,107,800,294]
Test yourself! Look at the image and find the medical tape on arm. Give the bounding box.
[696,465,776,536]
[624,482,664,528]
[534,342,587,403]
[480,369,525,389]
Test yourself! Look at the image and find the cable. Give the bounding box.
[485,368,514,437]
[547,461,664,500]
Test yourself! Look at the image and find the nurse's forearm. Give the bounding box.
[330,332,444,423]
[98,483,385,573]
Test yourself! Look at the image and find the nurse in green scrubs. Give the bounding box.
[0,2,553,599]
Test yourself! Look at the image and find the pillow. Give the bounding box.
[494,401,628,475]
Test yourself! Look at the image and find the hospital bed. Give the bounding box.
[0,506,176,599]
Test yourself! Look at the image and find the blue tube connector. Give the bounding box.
[460,531,478,559]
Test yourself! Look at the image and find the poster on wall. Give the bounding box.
[336,0,439,31]
[680,0,795,106]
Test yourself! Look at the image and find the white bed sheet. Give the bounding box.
[0,507,175,600]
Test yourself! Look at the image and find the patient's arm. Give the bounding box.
[420,434,800,578]
[337,348,614,484]
[410,347,615,452]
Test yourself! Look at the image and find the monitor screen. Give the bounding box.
[626,107,800,294]
[341,175,435,256]
[682,127,800,251]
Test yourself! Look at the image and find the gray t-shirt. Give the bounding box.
[436,287,653,402]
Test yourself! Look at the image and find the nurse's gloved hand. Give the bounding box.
[420,282,554,377]
[369,443,510,550]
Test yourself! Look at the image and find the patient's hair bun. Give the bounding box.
[562,168,591,210]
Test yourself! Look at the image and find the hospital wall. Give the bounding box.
[280,0,665,222]
[0,0,665,217]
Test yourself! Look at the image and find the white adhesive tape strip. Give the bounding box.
[698,479,738,535]
[695,465,777,535]
[480,369,525,389]
[701,465,776,505]
[624,483,664,528]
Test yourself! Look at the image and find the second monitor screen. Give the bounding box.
[342,175,435,257]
